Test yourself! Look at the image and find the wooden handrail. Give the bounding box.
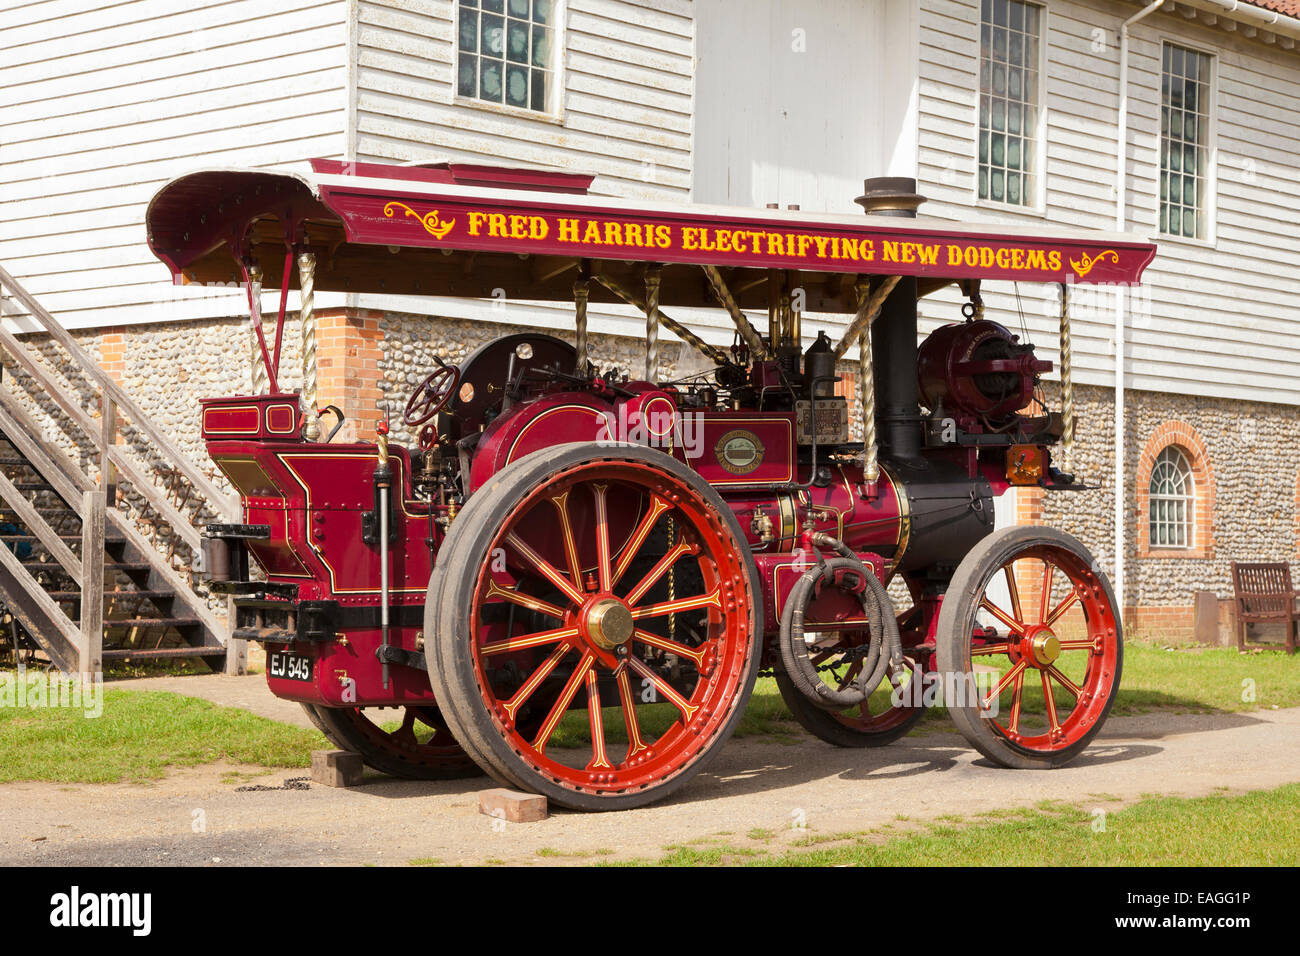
[0,263,238,518]
[0,317,207,554]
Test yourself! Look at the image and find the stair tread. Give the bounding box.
[46,590,175,600]
[0,534,122,542]
[96,617,202,628]
[20,560,152,571]
[101,646,225,660]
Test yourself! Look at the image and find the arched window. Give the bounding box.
[1149,446,1194,548]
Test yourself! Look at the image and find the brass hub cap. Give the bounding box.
[585,598,634,650]
[1028,629,1061,668]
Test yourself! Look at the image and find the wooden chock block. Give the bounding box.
[311,749,364,788]
[479,788,548,823]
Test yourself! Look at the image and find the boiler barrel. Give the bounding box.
[850,458,995,575]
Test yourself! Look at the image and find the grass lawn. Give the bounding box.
[1107,641,1300,715]
[0,689,327,784]
[618,783,1300,866]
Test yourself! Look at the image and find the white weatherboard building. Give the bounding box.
[3,0,1299,636]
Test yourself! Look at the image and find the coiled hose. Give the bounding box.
[777,534,904,712]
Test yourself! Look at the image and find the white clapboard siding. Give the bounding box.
[0,0,350,330]
[352,0,694,201]
[918,0,1300,407]
[693,0,916,215]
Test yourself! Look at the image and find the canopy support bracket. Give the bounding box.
[832,275,901,360]
[702,265,770,359]
[592,271,730,370]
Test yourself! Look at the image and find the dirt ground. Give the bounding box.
[2,674,1298,867]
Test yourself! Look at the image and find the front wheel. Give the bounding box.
[427,442,762,811]
[936,526,1122,768]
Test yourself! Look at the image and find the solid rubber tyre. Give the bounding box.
[935,525,1122,769]
[426,442,763,811]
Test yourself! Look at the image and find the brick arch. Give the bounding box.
[1136,421,1214,559]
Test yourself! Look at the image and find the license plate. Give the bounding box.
[269,651,313,682]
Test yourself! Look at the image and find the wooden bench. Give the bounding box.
[1229,562,1299,654]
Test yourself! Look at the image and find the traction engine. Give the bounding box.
[172,169,1128,811]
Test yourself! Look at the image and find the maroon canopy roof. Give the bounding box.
[146,159,1157,314]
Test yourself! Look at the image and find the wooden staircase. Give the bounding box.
[0,264,241,675]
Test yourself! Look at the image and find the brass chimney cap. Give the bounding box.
[855,177,927,218]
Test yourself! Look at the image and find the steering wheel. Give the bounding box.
[404,358,460,427]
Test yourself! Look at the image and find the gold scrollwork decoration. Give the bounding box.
[1068,249,1120,278]
[383,201,457,241]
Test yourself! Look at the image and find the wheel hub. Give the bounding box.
[585,597,634,650]
[1027,628,1061,667]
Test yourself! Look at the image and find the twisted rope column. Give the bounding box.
[574,276,590,374]
[298,250,320,441]
[1059,281,1074,470]
[248,264,268,395]
[856,279,880,483]
[644,265,661,383]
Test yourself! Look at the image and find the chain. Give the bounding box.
[235,776,310,792]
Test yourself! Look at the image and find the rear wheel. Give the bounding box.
[427,442,762,811]
[936,526,1122,768]
[303,703,482,780]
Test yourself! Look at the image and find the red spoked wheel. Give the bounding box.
[775,648,925,747]
[302,704,483,780]
[426,442,761,811]
[936,526,1122,768]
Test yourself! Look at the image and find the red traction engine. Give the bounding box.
[149,163,1150,810]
